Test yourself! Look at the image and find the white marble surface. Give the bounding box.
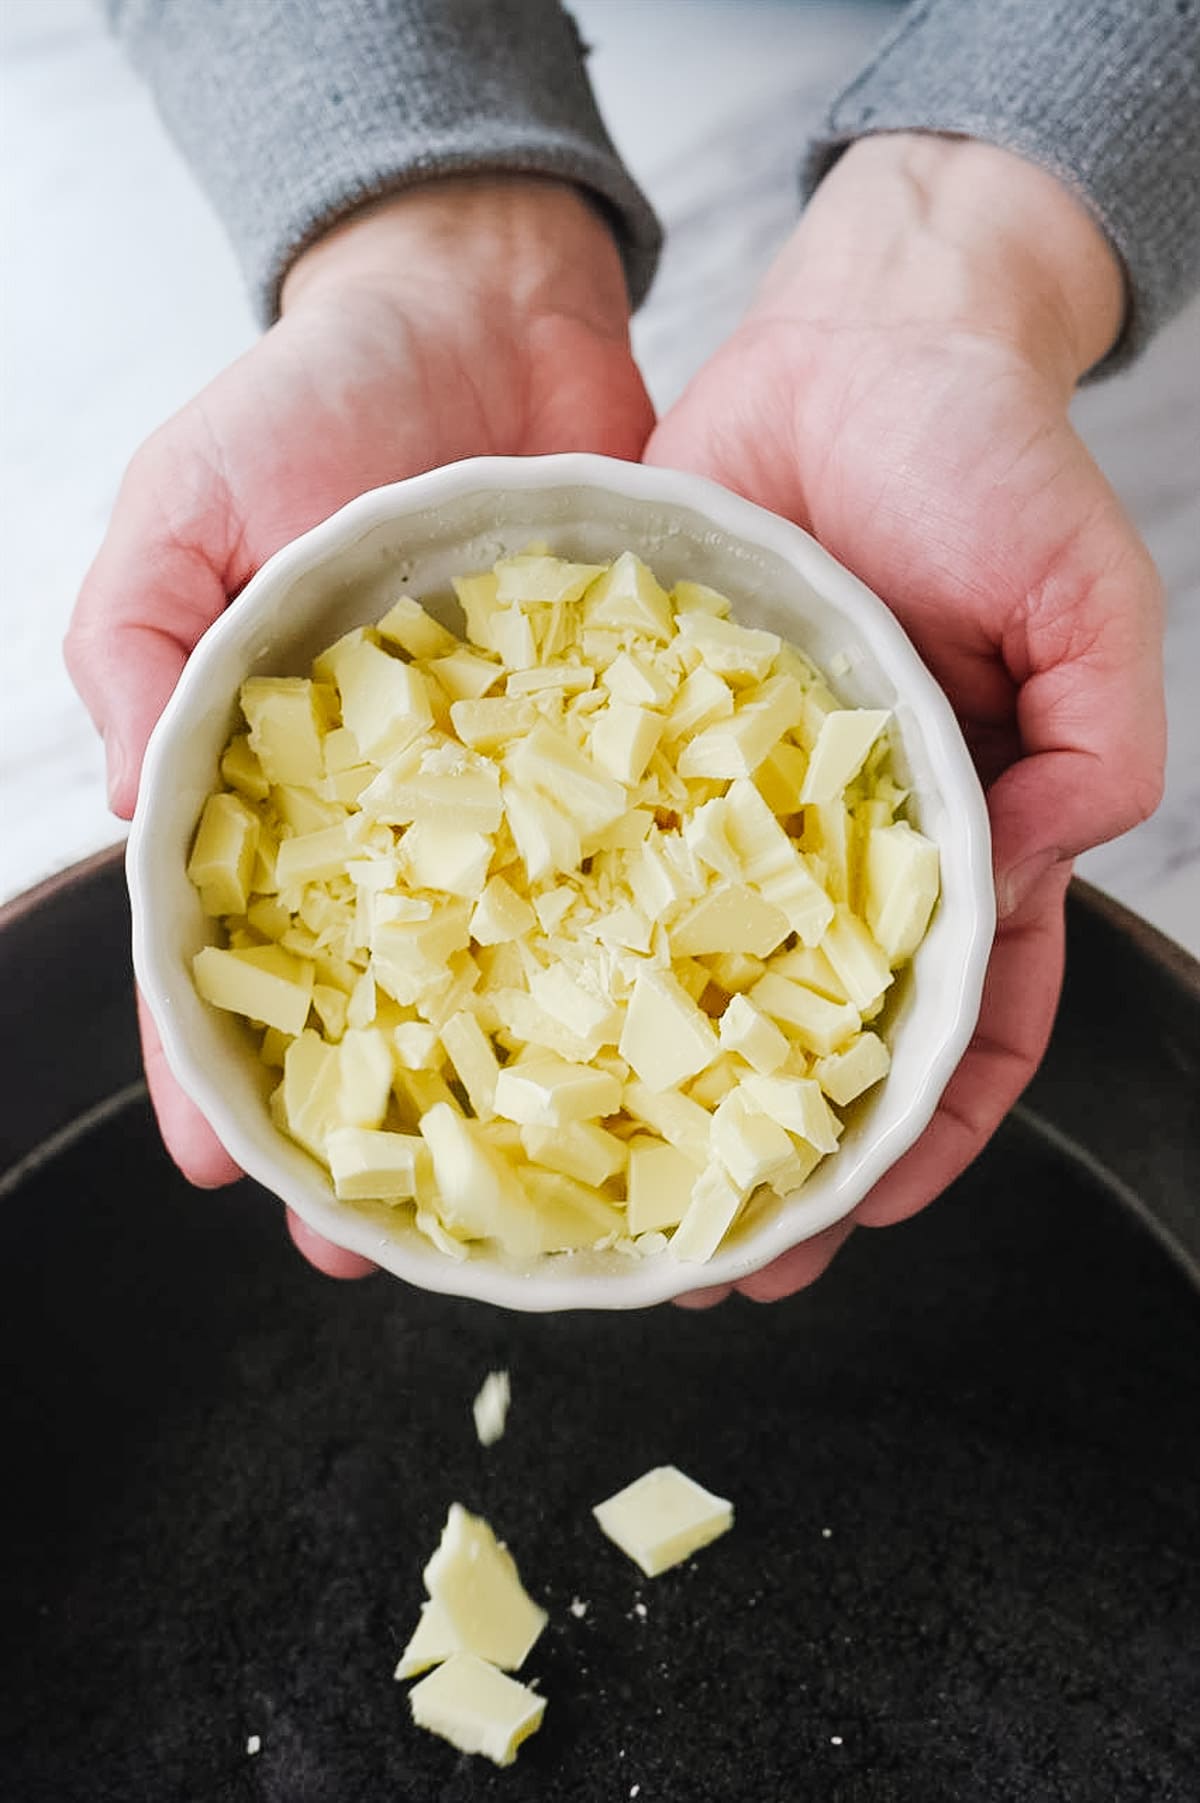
[2,0,1198,952]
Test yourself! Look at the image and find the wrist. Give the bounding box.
[766,134,1124,390]
[280,174,633,342]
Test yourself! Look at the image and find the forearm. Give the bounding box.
[104,0,661,322]
[805,0,1200,373]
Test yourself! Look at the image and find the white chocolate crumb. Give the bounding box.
[472,1369,511,1447]
[246,1735,261,1756]
[569,1596,589,1619]
[830,1735,843,1746]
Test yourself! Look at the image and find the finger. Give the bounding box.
[672,1284,734,1311]
[65,434,234,818]
[855,860,1071,1228]
[991,529,1165,915]
[734,1218,855,1302]
[137,989,242,1188]
[286,1209,378,1280]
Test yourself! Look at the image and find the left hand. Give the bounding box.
[650,135,1165,1305]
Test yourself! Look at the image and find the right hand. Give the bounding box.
[65,176,654,1274]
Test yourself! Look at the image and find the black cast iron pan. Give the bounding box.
[0,849,1197,1802]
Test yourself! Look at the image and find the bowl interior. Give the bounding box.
[130,458,993,1311]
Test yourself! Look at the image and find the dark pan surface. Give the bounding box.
[0,854,1197,1802]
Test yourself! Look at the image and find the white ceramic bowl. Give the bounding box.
[128,454,994,1311]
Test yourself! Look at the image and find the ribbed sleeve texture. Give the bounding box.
[805,0,1200,372]
[105,0,662,322]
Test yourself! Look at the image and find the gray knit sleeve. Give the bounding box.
[105,0,662,323]
[803,0,1200,373]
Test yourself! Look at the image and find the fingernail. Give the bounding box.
[998,848,1060,921]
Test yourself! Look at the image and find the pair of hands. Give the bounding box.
[66,137,1165,1301]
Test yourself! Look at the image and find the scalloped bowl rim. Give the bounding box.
[128,454,994,1311]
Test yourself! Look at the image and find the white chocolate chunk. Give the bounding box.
[418,1105,540,1257]
[440,1010,501,1119]
[495,551,605,606]
[819,905,894,1011]
[626,1138,705,1235]
[711,1088,797,1189]
[469,874,537,945]
[799,709,890,803]
[326,1126,423,1200]
[376,594,461,660]
[520,1167,624,1251]
[394,1599,462,1681]
[619,969,719,1091]
[669,1162,747,1263]
[749,972,860,1056]
[398,821,493,899]
[393,1020,441,1069]
[187,792,259,916]
[423,1504,547,1671]
[472,1369,511,1448]
[739,1074,840,1154]
[429,647,502,701]
[672,578,732,618]
[220,733,269,803]
[602,649,677,707]
[448,695,536,752]
[865,820,941,965]
[677,673,805,779]
[812,1031,892,1106]
[336,1027,393,1128]
[506,722,626,840]
[275,821,360,889]
[519,1121,628,1188]
[590,702,664,785]
[528,964,622,1059]
[502,781,582,882]
[676,611,780,683]
[622,1080,712,1162]
[240,677,326,786]
[193,943,314,1036]
[670,882,790,959]
[662,665,735,741]
[717,993,790,1075]
[336,639,434,763]
[753,739,808,816]
[361,757,504,835]
[493,1056,621,1128]
[593,1466,733,1577]
[409,1654,546,1768]
[583,550,674,639]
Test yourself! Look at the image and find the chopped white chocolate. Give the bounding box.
[394,1598,462,1681]
[423,1504,547,1671]
[626,1138,704,1235]
[472,1369,511,1448]
[593,1465,733,1577]
[717,994,790,1075]
[669,1163,747,1263]
[189,547,939,1270]
[799,709,890,803]
[813,1031,892,1106]
[619,970,719,1091]
[326,1126,423,1201]
[409,1654,545,1768]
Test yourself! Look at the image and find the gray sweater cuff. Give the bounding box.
[803,0,1200,375]
[108,0,662,323]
